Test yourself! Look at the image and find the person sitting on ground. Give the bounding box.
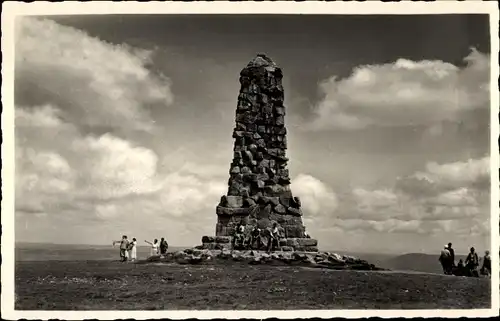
[159,237,169,257]
[439,245,451,275]
[304,227,311,239]
[232,222,246,250]
[248,225,262,250]
[145,239,160,257]
[480,250,491,276]
[465,247,479,277]
[454,259,466,276]
[113,235,130,262]
[267,223,281,253]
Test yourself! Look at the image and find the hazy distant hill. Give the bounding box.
[15,242,188,262]
[328,250,397,268]
[381,253,469,274]
[329,251,473,274]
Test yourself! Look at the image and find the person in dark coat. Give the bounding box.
[248,225,262,250]
[453,259,465,276]
[439,245,451,274]
[447,242,455,270]
[465,247,479,277]
[480,250,491,276]
[159,237,169,256]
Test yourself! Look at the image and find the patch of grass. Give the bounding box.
[15,260,490,310]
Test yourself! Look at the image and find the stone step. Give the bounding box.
[201,235,318,252]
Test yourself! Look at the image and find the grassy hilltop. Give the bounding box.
[14,243,491,310]
[15,260,490,310]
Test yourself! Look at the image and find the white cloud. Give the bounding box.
[352,188,399,212]
[16,148,75,195]
[419,156,490,188]
[16,116,225,222]
[311,156,490,236]
[14,18,224,230]
[156,172,226,218]
[328,218,424,234]
[307,48,490,131]
[291,174,338,216]
[396,156,489,195]
[16,105,65,128]
[15,17,173,133]
[95,204,120,220]
[427,188,478,207]
[424,218,490,237]
[71,133,163,199]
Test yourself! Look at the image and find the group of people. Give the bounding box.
[231,223,280,252]
[113,235,169,262]
[439,242,491,277]
[232,222,278,252]
[232,222,309,253]
[144,238,169,257]
[113,236,138,262]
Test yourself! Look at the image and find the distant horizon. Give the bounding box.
[15,241,482,257]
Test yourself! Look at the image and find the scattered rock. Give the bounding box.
[188,256,204,265]
[215,236,231,244]
[287,207,303,216]
[296,238,318,247]
[219,249,233,259]
[274,203,287,214]
[146,247,383,271]
[201,236,215,243]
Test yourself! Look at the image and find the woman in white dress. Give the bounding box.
[128,238,138,261]
[145,239,159,256]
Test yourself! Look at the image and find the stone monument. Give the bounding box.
[202,54,318,252]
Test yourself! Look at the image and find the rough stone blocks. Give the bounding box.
[211,54,317,251]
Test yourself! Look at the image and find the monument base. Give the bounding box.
[216,204,308,238]
[201,235,233,251]
[200,236,319,252]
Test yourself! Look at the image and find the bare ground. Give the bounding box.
[15,260,491,310]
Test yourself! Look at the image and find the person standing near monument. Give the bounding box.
[447,242,455,271]
[145,239,159,256]
[113,235,130,262]
[480,250,491,276]
[159,237,169,257]
[232,222,246,250]
[465,247,479,277]
[128,237,138,262]
[267,223,281,253]
[439,245,451,274]
[248,225,262,250]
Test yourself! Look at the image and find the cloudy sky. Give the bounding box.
[14,14,491,254]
